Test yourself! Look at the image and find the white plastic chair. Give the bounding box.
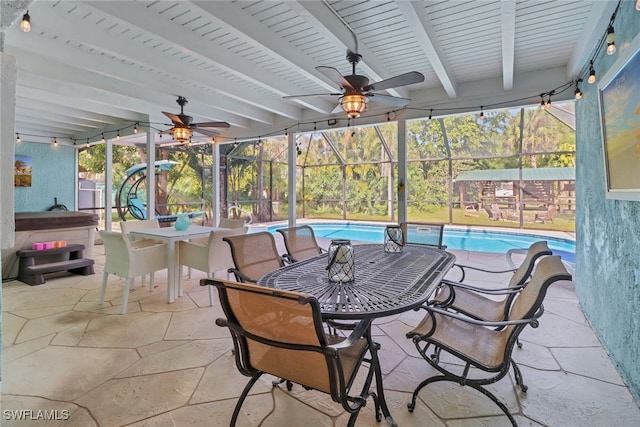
[120,219,162,248]
[178,226,248,305]
[99,231,169,314]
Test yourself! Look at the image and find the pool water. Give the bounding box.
[267,223,576,262]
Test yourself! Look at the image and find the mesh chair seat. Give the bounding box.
[406,256,571,426]
[277,225,325,263]
[202,279,383,426]
[223,232,284,283]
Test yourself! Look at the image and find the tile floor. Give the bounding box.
[2,238,640,427]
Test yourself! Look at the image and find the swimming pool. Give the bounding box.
[267,223,576,262]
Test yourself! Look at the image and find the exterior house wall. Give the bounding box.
[575,1,640,403]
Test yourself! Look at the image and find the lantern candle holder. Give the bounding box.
[384,225,404,253]
[326,239,355,282]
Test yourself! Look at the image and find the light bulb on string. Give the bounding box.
[588,61,596,84]
[479,106,484,120]
[53,138,58,146]
[540,95,545,109]
[116,130,120,139]
[606,25,616,55]
[16,134,21,143]
[101,133,106,143]
[133,123,138,133]
[20,11,31,32]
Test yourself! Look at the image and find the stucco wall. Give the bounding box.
[14,141,76,212]
[575,2,640,403]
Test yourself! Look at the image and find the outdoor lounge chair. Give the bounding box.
[223,232,285,283]
[433,241,552,323]
[406,256,571,426]
[400,222,446,249]
[277,225,326,263]
[485,203,504,220]
[534,204,557,224]
[201,278,384,427]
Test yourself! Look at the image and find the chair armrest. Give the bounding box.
[282,254,297,264]
[440,279,524,295]
[453,263,517,282]
[327,319,372,350]
[424,304,543,328]
[227,267,257,283]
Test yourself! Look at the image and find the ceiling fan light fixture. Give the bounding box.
[341,93,367,118]
[173,126,192,143]
[20,11,31,33]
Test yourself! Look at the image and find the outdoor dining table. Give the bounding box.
[257,243,456,426]
[129,225,223,303]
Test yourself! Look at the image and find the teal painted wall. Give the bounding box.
[14,142,76,212]
[575,2,640,403]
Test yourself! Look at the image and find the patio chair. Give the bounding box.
[406,256,571,426]
[178,226,248,305]
[223,232,285,283]
[201,278,383,427]
[277,225,326,263]
[434,241,552,324]
[120,219,162,248]
[99,231,168,314]
[400,222,446,249]
[218,218,247,229]
[485,203,504,220]
[534,204,557,224]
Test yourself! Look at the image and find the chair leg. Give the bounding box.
[230,373,263,427]
[511,359,528,392]
[99,272,109,304]
[121,278,132,315]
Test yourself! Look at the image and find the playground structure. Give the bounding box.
[116,160,205,223]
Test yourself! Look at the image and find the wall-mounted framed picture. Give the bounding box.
[598,32,640,201]
[14,155,33,187]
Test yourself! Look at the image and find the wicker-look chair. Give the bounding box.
[223,232,284,283]
[99,231,168,314]
[277,225,326,263]
[406,256,571,426]
[178,226,248,305]
[201,279,383,427]
[433,241,552,323]
[399,222,446,249]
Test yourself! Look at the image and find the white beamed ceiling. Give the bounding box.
[2,0,617,145]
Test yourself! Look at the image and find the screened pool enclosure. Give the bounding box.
[79,103,575,232]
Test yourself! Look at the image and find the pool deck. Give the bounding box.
[3,235,637,427]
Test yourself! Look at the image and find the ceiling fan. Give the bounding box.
[162,96,230,142]
[284,50,424,118]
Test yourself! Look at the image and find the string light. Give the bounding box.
[540,95,546,109]
[116,130,120,139]
[16,133,21,143]
[574,79,583,100]
[544,96,552,111]
[86,139,90,148]
[479,106,484,119]
[20,11,31,33]
[587,61,596,84]
[53,137,58,146]
[101,133,106,143]
[133,123,138,133]
[428,109,433,120]
[606,25,616,55]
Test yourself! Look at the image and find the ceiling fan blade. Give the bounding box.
[317,66,354,91]
[362,71,424,92]
[193,128,220,137]
[367,93,411,107]
[193,121,230,128]
[283,93,342,99]
[162,111,185,125]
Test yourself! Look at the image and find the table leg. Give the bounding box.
[371,340,397,427]
[167,242,176,303]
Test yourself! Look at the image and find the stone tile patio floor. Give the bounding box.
[2,239,640,427]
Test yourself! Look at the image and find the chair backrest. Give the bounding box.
[277,225,323,262]
[127,198,148,220]
[507,255,571,328]
[100,230,133,276]
[212,280,338,394]
[223,232,284,282]
[206,226,249,273]
[546,204,557,219]
[219,218,246,229]
[400,222,445,248]
[507,240,552,288]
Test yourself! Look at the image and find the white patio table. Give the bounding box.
[129,225,223,302]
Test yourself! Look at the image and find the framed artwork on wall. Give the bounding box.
[598,32,640,201]
[14,155,33,187]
